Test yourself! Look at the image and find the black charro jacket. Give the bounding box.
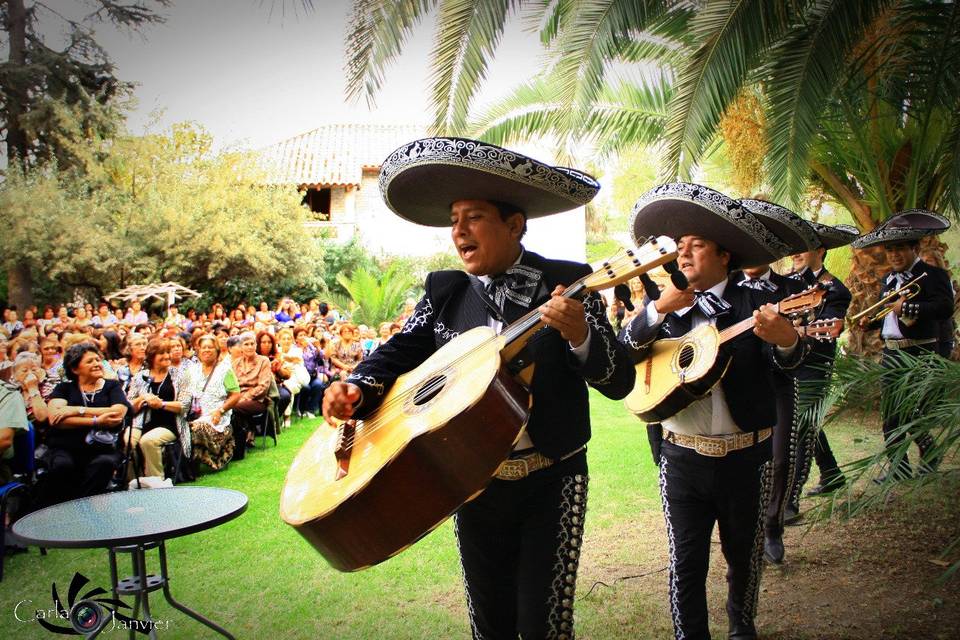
[618,273,809,461]
[346,248,636,460]
[866,259,953,343]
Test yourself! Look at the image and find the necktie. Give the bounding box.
[885,270,913,289]
[693,291,732,319]
[485,264,543,316]
[737,278,778,292]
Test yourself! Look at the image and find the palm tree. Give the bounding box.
[336,263,417,327]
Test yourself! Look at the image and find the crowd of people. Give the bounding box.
[0,296,414,510]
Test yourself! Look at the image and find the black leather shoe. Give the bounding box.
[783,505,802,525]
[764,535,784,564]
[729,621,758,639]
[806,477,845,496]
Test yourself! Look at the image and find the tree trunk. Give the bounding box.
[844,246,887,358]
[7,262,34,311]
[5,0,35,309]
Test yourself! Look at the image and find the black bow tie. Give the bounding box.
[691,291,732,319]
[737,277,778,292]
[484,264,543,315]
[886,270,913,289]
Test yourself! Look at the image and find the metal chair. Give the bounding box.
[1,423,41,581]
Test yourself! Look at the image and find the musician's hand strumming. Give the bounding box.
[753,304,799,348]
[323,382,362,423]
[539,285,589,347]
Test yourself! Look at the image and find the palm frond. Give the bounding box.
[467,76,565,144]
[764,0,896,208]
[344,0,436,109]
[549,0,675,124]
[427,0,518,135]
[660,0,795,181]
[803,352,960,579]
[585,72,673,155]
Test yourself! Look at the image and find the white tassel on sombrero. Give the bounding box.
[629,183,793,269]
[851,209,950,249]
[739,199,820,254]
[378,137,600,227]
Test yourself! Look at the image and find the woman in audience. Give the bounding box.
[230,307,246,327]
[255,301,274,325]
[257,330,292,422]
[91,302,116,328]
[12,352,49,430]
[168,334,190,379]
[188,335,240,470]
[42,344,129,506]
[328,323,363,381]
[294,327,328,419]
[276,327,308,427]
[100,330,124,365]
[123,300,149,326]
[210,303,229,328]
[117,333,148,394]
[232,331,273,451]
[123,339,190,479]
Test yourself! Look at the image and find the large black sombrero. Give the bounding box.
[629,183,793,269]
[851,209,950,249]
[378,137,600,227]
[739,199,820,254]
[807,221,860,250]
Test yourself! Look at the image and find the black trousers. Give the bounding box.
[659,439,772,640]
[881,346,938,475]
[765,378,796,536]
[454,451,587,640]
[786,374,840,513]
[38,445,123,508]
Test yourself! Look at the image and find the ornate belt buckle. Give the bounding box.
[695,436,727,457]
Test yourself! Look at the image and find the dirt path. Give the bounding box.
[576,473,960,639]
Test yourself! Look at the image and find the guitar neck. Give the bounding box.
[499,281,587,362]
[716,304,779,344]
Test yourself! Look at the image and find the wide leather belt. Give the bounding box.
[662,427,772,458]
[883,337,937,350]
[494,446,586,481]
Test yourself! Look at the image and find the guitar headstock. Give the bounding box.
[799,318,844,342]
[778,285,827,318]
[582,236,679,291]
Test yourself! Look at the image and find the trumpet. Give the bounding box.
[851,272,927,323]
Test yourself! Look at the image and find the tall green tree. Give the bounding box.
[0,123,325,304]
[0,0,169,309]
[336,263,417,326]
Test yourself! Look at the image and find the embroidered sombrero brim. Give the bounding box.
[630,183,794,269]
[851,209,950,249]
[378,137,600,227]
[740,199,819,253]
[808,222,860,250]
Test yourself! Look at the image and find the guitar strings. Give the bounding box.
[332,241,670,451]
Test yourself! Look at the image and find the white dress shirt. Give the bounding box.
[881,257,922,339]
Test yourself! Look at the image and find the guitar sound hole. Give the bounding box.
[678,344,696,369]
[413,375,447,405]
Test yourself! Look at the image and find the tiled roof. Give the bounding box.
[258,123,426,188]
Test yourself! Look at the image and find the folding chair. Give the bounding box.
[1,423,42,581]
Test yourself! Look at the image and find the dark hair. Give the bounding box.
[101,330,123,360]
[226,335,243,349]
[63,344,102,381]
[144,338,171,369]
[319,302,329,316]
[256,330,277,357]
[490,200,528,239]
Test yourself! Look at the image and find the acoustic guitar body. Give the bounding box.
[280,326,530,572]
[623,324,731,422]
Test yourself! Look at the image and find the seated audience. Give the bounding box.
[257,330,293,423]
[0,379,28,485]
[42,344,128,506]
[231,332,273,450]
[328,323,363,380]
[123,339,190,479]
[188,335,241,470]
[294,328,328,419]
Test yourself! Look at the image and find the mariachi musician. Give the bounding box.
[322,137,635,640]
[730,199,820,566]
[852,210,953,481]
[784,222,858,514]
[618,184,809,640]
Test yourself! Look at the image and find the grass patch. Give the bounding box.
[1,391,955,639]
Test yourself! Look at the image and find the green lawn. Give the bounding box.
[0,391,925,639]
